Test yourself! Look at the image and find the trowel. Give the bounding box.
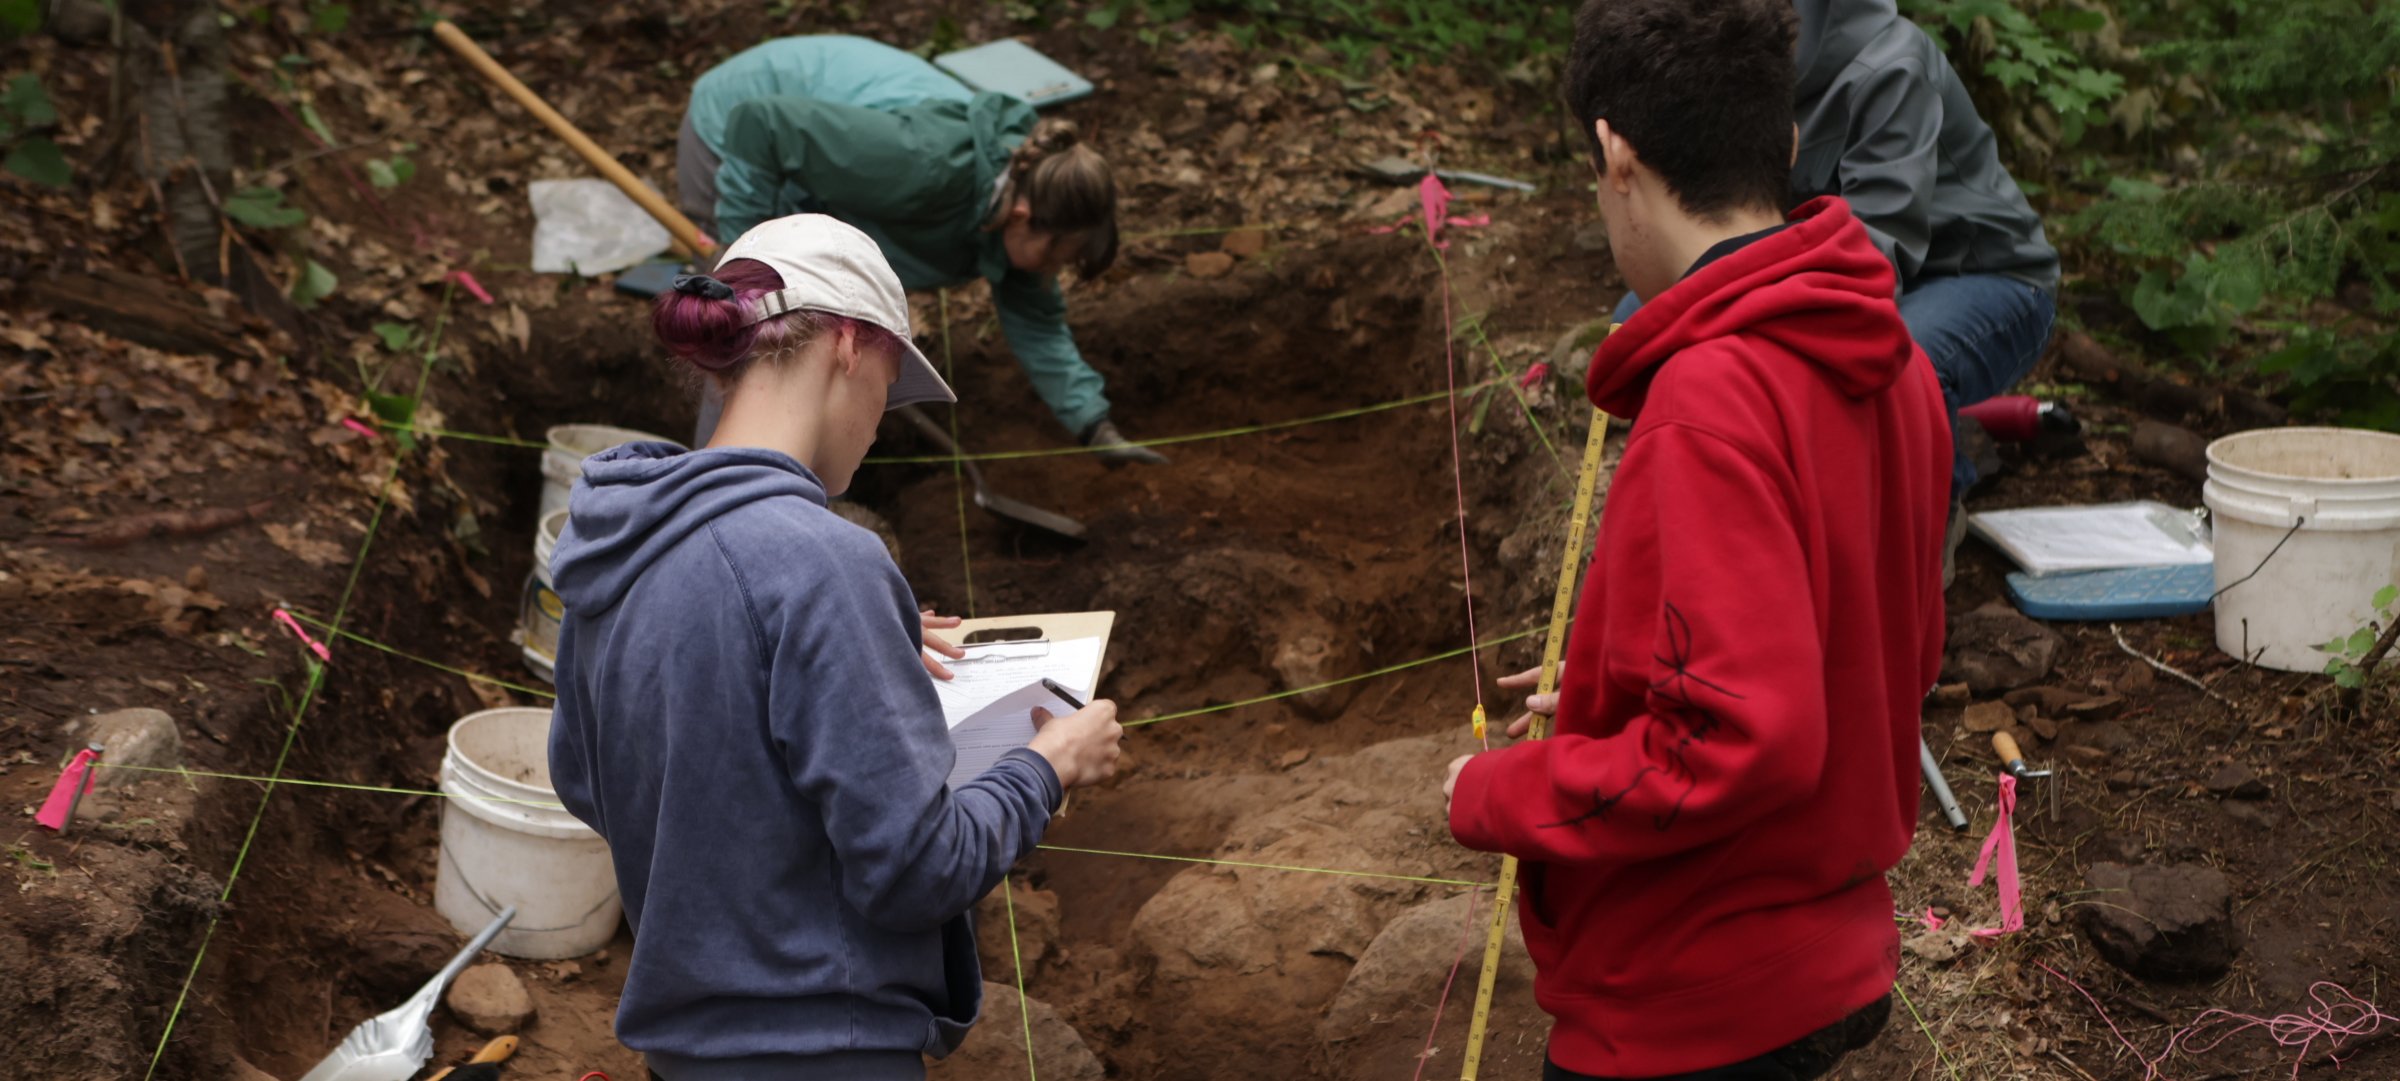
[895,406,1088,542]
[296,907,516,1081]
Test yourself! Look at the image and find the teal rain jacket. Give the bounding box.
[688,37,1111,436]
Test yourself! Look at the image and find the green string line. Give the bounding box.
[940,289,977,620]
[1124,624,1548,729]
[96,763,568,808]
[1036,844,1490,888]
[864,383,1485,464]
[83,763,1480,886]
[146,281,458,1080]
[1004,879,1038,1081]
[1894,979,1964,1081]
[375,385,1483,465]
[285,610,558,699]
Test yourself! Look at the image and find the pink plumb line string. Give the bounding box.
[2039,960,2399,1081]
[1412,886,1486,1081]
[1968,772,2021,936]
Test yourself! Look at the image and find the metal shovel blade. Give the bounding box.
[895,406,1087,541]
[297,907,516,1081]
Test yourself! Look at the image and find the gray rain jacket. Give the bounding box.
[1793,0,2060,294]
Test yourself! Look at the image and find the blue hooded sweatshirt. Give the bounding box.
[546,443,1060,1081]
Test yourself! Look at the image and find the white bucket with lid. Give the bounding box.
[520,508,569,683]
[2204,427,2400,671]
[434,707,620,959]
[541,424,678,522]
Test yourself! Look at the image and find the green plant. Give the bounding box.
[364,146,416,189]
[1,73,69,189]
[1899,0,2127,149]
[6,840,55,876]
[2321,585,2399,691]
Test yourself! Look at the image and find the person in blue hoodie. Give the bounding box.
[546,213,1125,1081]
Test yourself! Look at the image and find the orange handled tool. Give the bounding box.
[432,21,713,260]
[426,1035,519,1081]
[1992,731,2060,822]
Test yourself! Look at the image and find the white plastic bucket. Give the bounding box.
[2204,427,2400,671]
[540,424,677,522]
[435,707,620,959]
[520,508,568,683]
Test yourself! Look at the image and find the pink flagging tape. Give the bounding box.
[341,417,380,440]
[1365,175,1495,244]
[1920,907,1945,932]
[450,270,496,305]
[35,747,99,830]
[1967,773,2022,936]
[1517,361,1551,390]
[273,608,333,662]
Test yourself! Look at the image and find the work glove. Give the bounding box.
[1083,417,1169,466]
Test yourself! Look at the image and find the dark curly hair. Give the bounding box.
[1563,0,1799,219]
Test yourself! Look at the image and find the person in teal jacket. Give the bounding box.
[677,35,1165,463]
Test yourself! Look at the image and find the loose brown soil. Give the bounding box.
[6,5,2399,1081]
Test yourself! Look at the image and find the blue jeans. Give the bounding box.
[1611,274,2055,493]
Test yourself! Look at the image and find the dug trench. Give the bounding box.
[140,231,1577,1080]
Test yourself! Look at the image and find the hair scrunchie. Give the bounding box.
[671,274,735,300]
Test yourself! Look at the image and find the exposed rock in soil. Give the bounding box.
[2079,862,2240,981]
[1944,604,2063,694]
[931,982,1104,1081]
[1963,700,2013,733]
[1127,736,1483,1081]
[2003,685,2098,716]
[1319,890,1532,1046]
[447,962,535,1035]
[2204,763,2269,800]
[63,707,182,786]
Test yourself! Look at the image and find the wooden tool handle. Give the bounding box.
[432,20,712,260]
[426,1035,520,1080]
[1991,731,2024,769]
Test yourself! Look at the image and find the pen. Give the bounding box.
[1039,678,1087,709]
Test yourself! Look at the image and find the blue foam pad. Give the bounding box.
[2006,564,2216,621]
[935,40,1094,108]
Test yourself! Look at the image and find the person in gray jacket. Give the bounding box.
[1616,0,2058,501]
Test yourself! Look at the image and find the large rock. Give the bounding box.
[1943,603,2064,694]
[2078,862,2240,981]
[446,962,535,1035]
[1319,890,1532,1045]
[62,707,181,786]
[930,981,1104,1081]
[1127,736,1487,1081]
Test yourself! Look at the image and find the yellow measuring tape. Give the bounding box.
[1459,334,1617,1079]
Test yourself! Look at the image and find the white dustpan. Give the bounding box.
[296,906,516,1081]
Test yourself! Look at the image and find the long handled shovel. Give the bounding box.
[896,406,1087,541]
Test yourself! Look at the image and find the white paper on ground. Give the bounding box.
[930,637,1101,789]
[529,178,673,275]
[1968,501,2213,577]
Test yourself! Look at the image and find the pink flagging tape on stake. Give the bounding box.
[1517,361,1551,390]
[341,417,380,440]
[450,270,496,305]
[273,608,333,662]
[1967,772,2022,936]
[35,747,99,830]
[1420,174,1452,247]
[1920,906,1945,932]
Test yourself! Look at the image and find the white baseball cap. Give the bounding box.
[715,214,956,410]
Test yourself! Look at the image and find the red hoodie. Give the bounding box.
[1448,197,1950,1077]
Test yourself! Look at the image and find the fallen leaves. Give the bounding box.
[262,520,349,567]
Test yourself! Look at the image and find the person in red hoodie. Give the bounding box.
[1441,0,1952,1078]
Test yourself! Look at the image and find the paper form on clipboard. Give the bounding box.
[927,612,1112,790]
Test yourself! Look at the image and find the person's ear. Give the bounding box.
[1789,122,1800,168]
[1594,120,1636,195]
[830,322,861,375]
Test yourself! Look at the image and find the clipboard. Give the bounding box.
[935,611,1114,791]
[950,610,1114,689]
